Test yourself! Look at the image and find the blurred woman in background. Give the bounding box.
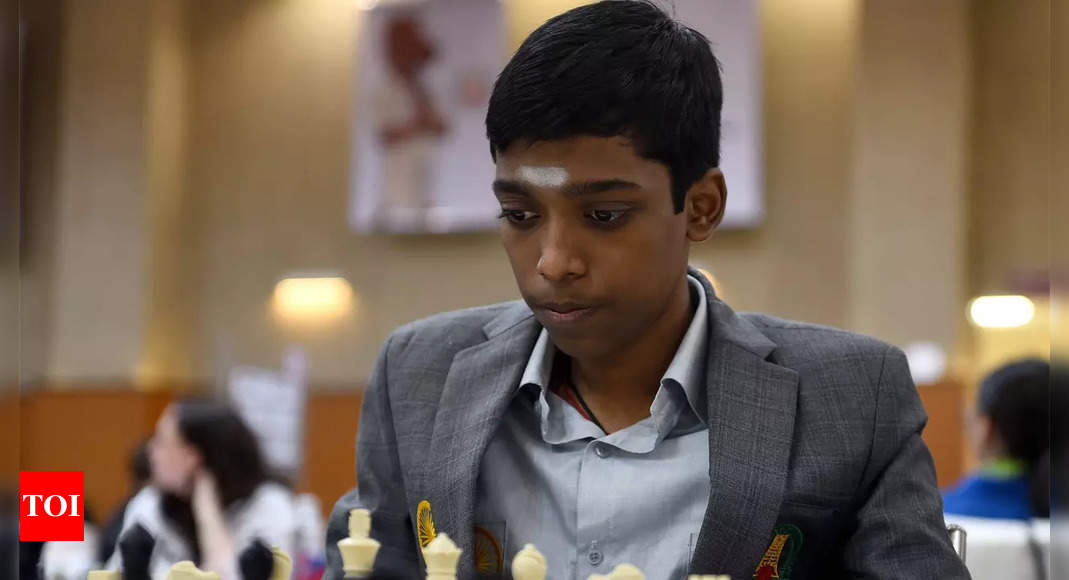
[943,359,1050,519]
[108,398,296,579]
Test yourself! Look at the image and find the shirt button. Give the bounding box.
[587,549,604,566]
[594,444,610,458]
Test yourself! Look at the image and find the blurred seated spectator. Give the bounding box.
[107,397,298,579]
[96,439,152,566]
[39,523,99,580]
[943,359,1050,519]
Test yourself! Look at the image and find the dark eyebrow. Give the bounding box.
[561,179,642,198]
[492,178,641,198]
[492,179,532,197]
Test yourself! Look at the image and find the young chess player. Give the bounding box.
[326,2,969,578]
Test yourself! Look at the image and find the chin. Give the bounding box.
[546,330,617,361]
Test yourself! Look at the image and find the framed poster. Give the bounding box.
[350,0,505,233]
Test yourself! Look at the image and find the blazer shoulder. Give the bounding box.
[384,300,531,364]
[739,312,901,382]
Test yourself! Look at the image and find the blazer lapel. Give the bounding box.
[422,306,540,578]
[689,272,800,578]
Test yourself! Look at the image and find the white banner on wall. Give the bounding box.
[350,0,505,233]
[227,347,308,478]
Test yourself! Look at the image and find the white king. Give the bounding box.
[337,508,381,578]
[424,533,463,580]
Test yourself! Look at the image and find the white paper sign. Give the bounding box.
[228,347,308,476]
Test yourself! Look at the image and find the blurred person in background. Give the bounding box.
[107,398,297,579]
[944,359,1051,519]
[96,440,152,566]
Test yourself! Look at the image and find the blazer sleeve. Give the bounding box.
[324,334,422,580]
[841,345,971,579]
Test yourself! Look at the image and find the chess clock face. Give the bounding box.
[473,526,503,574]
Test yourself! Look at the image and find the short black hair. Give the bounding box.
[979,358,1050,465]
[486,0,722,213]
[979,359,1051,516]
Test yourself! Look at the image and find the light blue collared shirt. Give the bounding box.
[475,275,711,580]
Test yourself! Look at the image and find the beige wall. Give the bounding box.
[23,0,1046,388]
[0,0,21,390]
[969,1,1050,296]
[1055,0,1068,372]
[43,0,151,382]
[849,0,970,350]
[139,0,196,386]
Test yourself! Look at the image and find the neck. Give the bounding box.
[568,276,695,432]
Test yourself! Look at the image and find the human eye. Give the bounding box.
[585,208,631,227]
[497,208,540,226]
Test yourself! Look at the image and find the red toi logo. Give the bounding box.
[20,471,85,541]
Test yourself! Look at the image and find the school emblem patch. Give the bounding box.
[417,500,437,550]
[753,524,803,580]
[472,525,503,574]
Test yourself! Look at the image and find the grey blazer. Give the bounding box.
[325,271,969,579]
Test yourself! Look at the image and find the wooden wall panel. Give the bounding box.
[18,383,960,521]
[296,392,363,515]
[19,390,171,521]
[917,380,966,488]
[17,389,364,519]
[0,391,19,491]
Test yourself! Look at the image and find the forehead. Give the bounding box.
[494,136,669,188]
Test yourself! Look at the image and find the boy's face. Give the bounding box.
[493,136,722,360]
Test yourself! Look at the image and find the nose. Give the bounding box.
[536,222,586,282]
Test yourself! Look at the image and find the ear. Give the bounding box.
[684,168,727,242]
[975,415,1001,458]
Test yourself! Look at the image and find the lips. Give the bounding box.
[535,302,598,325]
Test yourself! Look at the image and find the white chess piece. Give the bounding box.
[588,563,646,580]
[270,545,293,580]
[166,561,221,580]
[511,544,548,580]
[608,563,645,580]
[338,508,381,578]
[424,532,463,580]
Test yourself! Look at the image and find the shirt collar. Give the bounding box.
[517,274,709,422]
[664,274,709,423]
[518,324,554,390]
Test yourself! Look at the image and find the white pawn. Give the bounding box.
[166,561,221,580]
[511,544,548,580]
[270,545,293,580]
[589,563,646,580]
[424,533,463,580]
[609,563,645,580]
[338,509,381,578]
